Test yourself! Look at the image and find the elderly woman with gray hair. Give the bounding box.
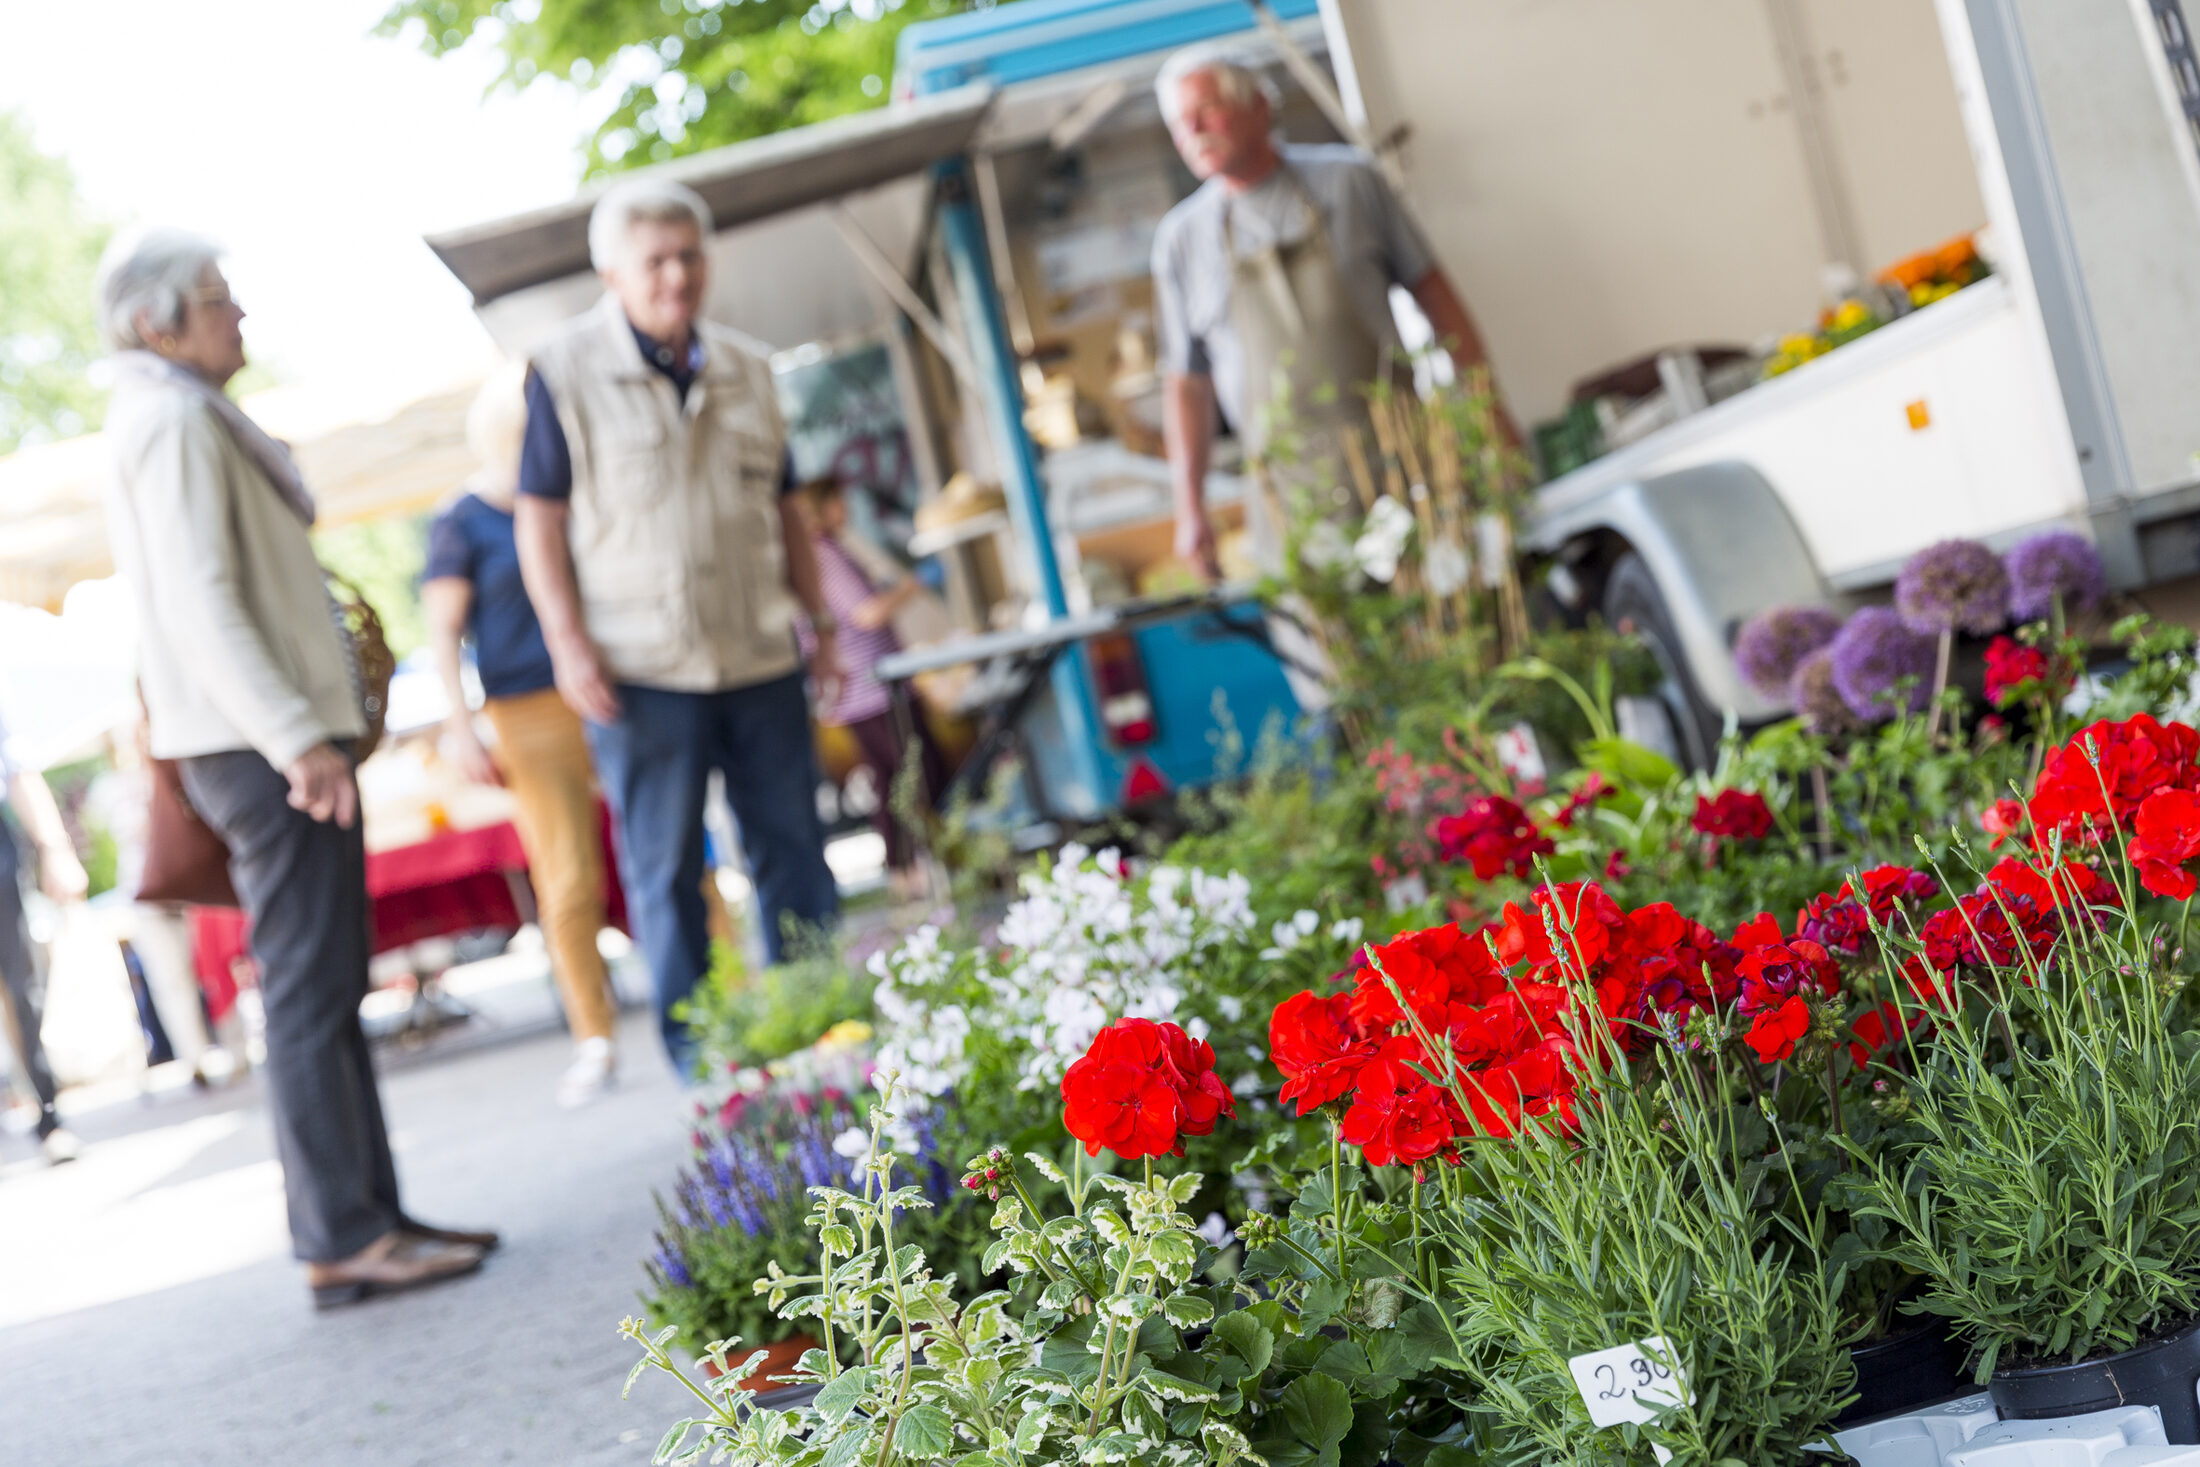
[95,227,496,1307]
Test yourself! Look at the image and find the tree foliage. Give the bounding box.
[377,0,1002,176]
[0,110,110,454]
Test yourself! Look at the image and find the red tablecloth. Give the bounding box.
[191,806,627,1011]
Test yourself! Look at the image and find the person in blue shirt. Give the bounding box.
[423,364,620,1108]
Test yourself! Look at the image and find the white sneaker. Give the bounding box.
[40,1127,81,1164]
[556,1037,616,1109]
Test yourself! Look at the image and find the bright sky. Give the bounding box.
[0,0,594,421]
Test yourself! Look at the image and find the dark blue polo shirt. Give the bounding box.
[422,493,557,700]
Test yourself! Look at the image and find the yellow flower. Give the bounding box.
[821,1019,874,1047]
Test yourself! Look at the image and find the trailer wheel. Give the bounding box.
[1602,552,1720,772]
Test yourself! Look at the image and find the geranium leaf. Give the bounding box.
[813,1366,875,1423]
[1211,1312,1274,1376]
[894,1403,956,1459]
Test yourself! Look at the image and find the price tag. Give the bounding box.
[1566,1335,1693,1429]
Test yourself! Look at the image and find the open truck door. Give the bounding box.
[1319,0,2200,761]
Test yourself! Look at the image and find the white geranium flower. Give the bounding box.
[1383,872,1429,911]
[1354,496,1415,584]
[1424,534,1470,596]
[1300,518,1353,573]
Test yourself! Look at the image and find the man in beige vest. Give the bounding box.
[514,178,841,1079]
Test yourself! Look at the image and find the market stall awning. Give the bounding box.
[425,83,997,308]
[0,377,483,610]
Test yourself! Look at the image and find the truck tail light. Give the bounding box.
[1088,630,1156,746]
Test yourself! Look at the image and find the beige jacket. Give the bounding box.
[530,295,799,693]
[103,379,364,771]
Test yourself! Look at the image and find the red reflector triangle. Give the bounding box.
[1122,759,1169,803]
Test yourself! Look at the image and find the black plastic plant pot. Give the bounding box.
[1835,1317,1968,1426]
[1989,1316,2200,1443]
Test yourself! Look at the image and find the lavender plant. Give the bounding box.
[1429,1041,1855,1466]
[642,1085,981,1358]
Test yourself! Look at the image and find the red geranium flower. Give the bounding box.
[1157,1022,1235,1139]
[2130,788,2200,900]
[1269,991,1379,1116]
[1349,922,1504,1030]
[1981,799,2026,850]
[1495,881,1626,977]
[1619,903,1740,1020]
[1795,891,1870,956]
[1983,636,2053,708]
[1852,864,1940,921]
[2030,714,2200,843]
[1735,939,1838,1014]
[1433,795,1556,881]
[1692,789,1775,840]
[1444,984,1568,1066]
[1552,774,1610,830]
[1061,1018,1234,1160]
[1846,1001,1916,1069]
[1462,1037,1587,1138]
[1731,911,1785,952]
[1902,953,1958,1011]
[1339,1036,1464,1166]
[1744,995,1814,1064]
[1917,873,2068,974]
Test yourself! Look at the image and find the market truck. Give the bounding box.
[1313,0,2200,765]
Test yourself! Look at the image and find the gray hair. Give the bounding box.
[1155,45,1282,131]
[587,177,713,272]
[93,226,223,352]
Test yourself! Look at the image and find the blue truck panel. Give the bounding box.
[897,0,1322,97]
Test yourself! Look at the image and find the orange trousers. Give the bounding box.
[483,689,616,1042]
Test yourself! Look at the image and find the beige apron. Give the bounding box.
[1223,169,1403,709]
[1223,167,1400,571]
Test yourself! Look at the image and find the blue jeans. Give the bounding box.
[586,673,838,1076]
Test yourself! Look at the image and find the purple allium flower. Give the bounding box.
[2004,529,2107,622]
[1829,607,1936,721]
[1894,539,2010,636]
[1789,647,1861,737]
[1734,605,1844,698]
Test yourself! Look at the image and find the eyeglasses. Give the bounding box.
[187,285,241,312]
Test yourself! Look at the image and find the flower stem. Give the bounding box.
[1927,628,1953,745]
[1329,1122,1349,1282]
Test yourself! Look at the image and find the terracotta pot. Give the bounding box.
[700,1333,820,1393]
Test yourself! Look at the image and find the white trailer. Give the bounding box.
[1319,0,2200,763]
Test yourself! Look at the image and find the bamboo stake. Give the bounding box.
[1341,425,1380,515]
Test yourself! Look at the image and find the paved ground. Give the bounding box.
[0,1000,717,1465]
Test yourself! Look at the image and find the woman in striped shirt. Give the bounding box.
[798,478,949,893]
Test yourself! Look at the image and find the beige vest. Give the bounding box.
[530,294,799,693]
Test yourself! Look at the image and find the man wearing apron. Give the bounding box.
[1150,45,1515,704]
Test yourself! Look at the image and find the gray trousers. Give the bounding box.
[0,819,60,1138]
[180,748,401,1262]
